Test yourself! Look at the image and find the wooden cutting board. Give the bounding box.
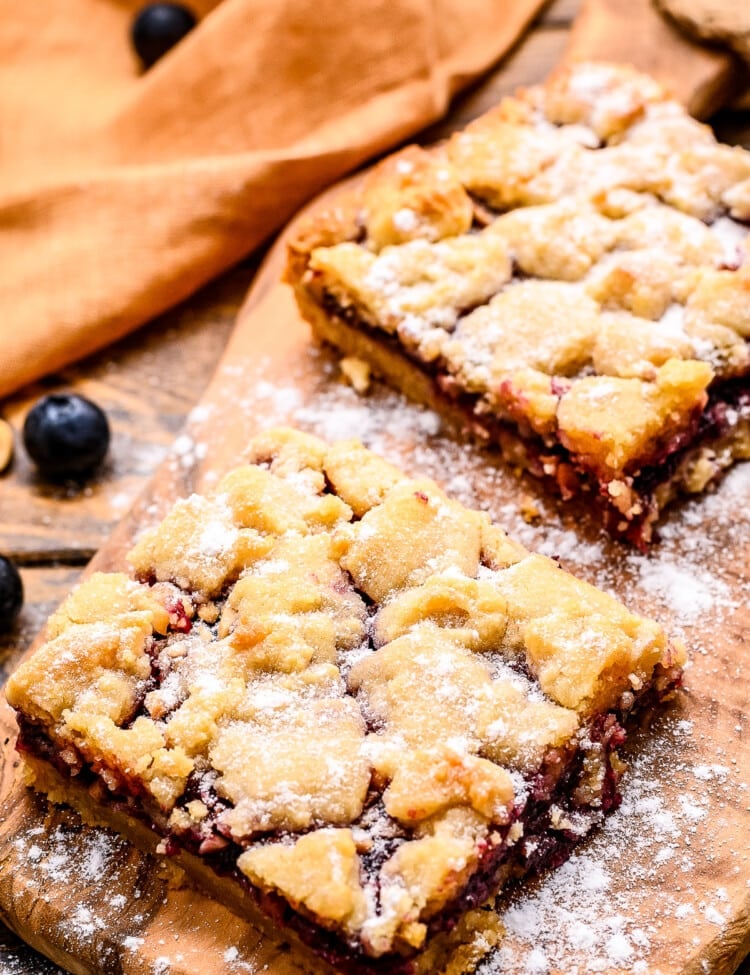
[0,3,749,974]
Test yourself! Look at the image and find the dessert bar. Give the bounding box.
[7,428,684,974]
[287,62,750,547]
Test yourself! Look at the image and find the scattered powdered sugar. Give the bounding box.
[626,557,729,623]
[169,433,207,472]
[483,713,748,974]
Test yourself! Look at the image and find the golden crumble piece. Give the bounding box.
[211,698,370,837]
[540,62,667,141]
[323,439,403,517]
[165,662,344,760]
[684,318,750,377]
[46,572,170,639]
[63,711,193,810]
[480,522,527,570]
[164,672,245,760]
[497,555,633,636]
[228,614,339,673]
[287,200,362,264]
[160,636,247,757]
[128,495,273,598]
[350,628,494,751]
[351,625,576,772]
[586,252,682,321]
[246,427,329,493]
[493,368,565,441]
[220,533,367,657]
[523,142,667,209]
[622,100,717,152]
[379,809,487,933]
[557,359,713,477]
[591,310,696,380]
[684,267,750,338]
[380,746,515,825]
[362,811,486,956]
[496,554,672,714]
[659,145,750,222]
[6,618,152,726]
[339,355,372,394]
[523,611,667,715]
[614,204,723,266]
[308,228,512,338]
[218,464,352,536]
[339,479,483,603]
[373,574,508,651]
[443,281,600,395]
[362,146,473,250]
[592,186,652,220]
[433,909,506,975]
[446,112,564,210]
[476,680,580,771]
[233,665,345,723]
[238,829,368,935]
[490,201,617,281]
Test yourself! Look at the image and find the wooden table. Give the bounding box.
[1,0,749,971]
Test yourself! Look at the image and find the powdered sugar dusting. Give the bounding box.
[9,341,750,973]
[9,815,261,973]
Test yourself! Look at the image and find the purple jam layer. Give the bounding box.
[15,707,628,975]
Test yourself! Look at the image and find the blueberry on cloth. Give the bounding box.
[0,557,23,633]
[23,394,110,479]
[131,3,197,69]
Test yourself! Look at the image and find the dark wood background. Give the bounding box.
[1,0,749,970]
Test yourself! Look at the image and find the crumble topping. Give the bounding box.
[361,146,474,250]
[7,427,683,963]
[290,62,750,544]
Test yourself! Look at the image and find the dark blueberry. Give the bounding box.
[0,556,23,633]
[131,3,197,69]
[23,393,110,479]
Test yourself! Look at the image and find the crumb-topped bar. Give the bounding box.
[287,62,750,547]
[7,429,684,974]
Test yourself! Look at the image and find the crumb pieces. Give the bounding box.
[519,494,540,523]
[339,356,372,394]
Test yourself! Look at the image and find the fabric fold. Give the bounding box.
[0,0,545,399]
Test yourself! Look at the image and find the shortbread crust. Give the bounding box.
[7,428,684,974]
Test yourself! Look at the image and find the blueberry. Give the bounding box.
[131,3,197,69]
[0,556,23,633]
[23,394,110,479]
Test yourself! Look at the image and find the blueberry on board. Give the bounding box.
[131,3,197,69]
[23,393,110,479]
[0,556,23,633]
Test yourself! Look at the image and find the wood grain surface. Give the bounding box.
[1,1,750,973]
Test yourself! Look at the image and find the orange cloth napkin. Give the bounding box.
[0,0,544,400]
